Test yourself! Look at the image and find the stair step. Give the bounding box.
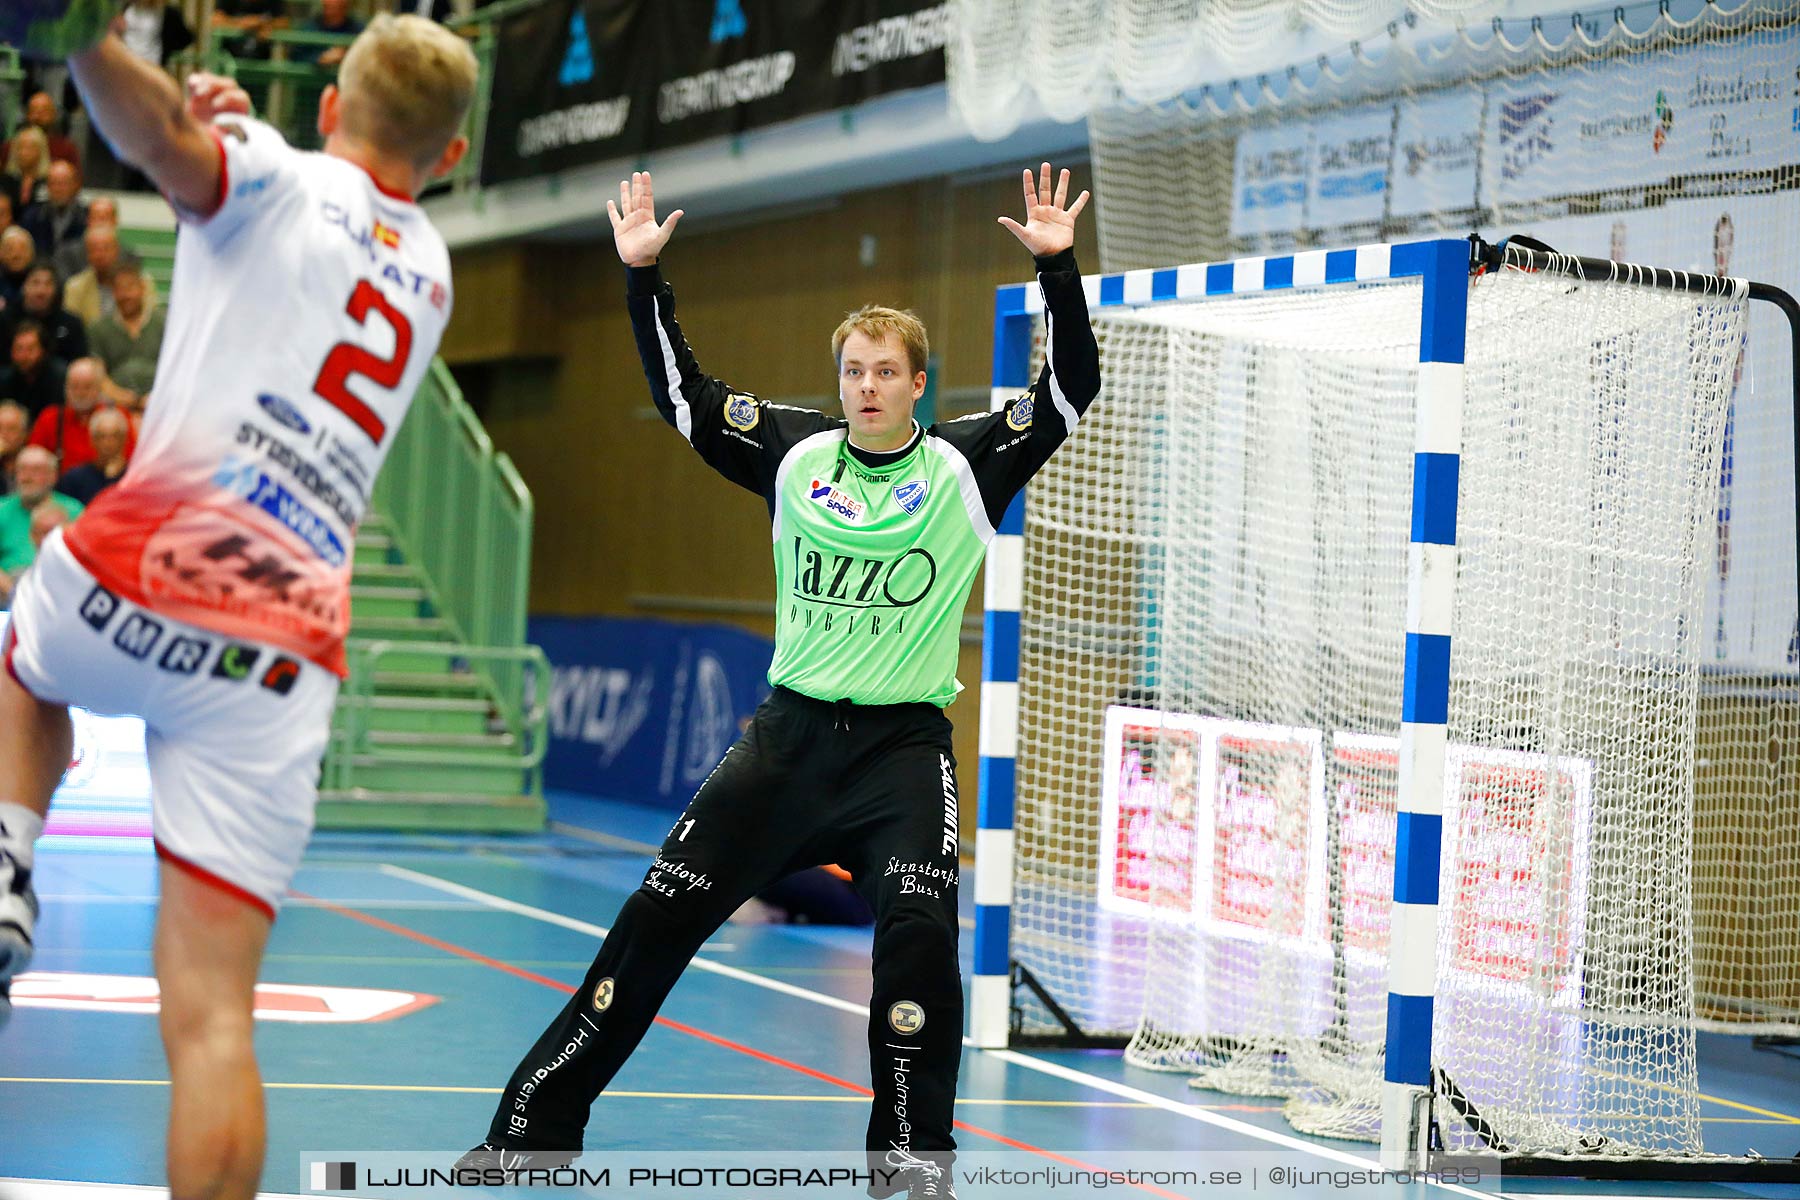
[350,585,427,621]
[347,760,529,793]
[365,729,516,752]
[333,695,493,735]
[351,562,421,585]
[370,669,486,695]
[315,790,544,833]
[353,537,394,568]
[352,615,454,642]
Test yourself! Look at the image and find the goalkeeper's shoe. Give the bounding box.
[452,1142,581,1173]
[0,840,38,1032]
[3,0,117,62]
[869,1149,959,1199]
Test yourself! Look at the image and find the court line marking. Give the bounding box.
[376,865,850,1011]
[0,1078,1186,1108]
[0,1182,309,1200]
[304,885,1191,1200]
[543,823,980,932]
[377,864,1499,1196]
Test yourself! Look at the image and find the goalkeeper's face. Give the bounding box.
[838,330,927,451]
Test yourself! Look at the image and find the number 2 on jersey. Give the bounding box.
[312,279,413,445]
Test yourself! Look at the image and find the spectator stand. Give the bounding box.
[0,47,22,137]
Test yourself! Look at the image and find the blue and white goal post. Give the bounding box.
[972,237,1472,1169]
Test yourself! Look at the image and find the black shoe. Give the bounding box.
[869,1149,958,1199]
[453,1142,581,1174]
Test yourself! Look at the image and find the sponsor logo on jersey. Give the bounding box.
[1005,393,1035,431]
[724,392,759,431]
[211,643,261,681]
[157,635,211,676]
[79,584,119,632]
[591,977,615,1013]
[112,613,165,660]
[893,479,928,515]
[257,392,312,435]
[320,203,448,313]
[214,457,348,567]
[888,1000,925,1035]
[808,479,866,524]
[260,656,301,696]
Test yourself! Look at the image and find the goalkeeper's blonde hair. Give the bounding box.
[337,14,478,171]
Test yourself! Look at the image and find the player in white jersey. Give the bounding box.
[0,18,476,1199]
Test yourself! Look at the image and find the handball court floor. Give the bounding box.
[2,792,1796,1200]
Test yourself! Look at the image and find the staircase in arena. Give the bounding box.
[321,362,549,832]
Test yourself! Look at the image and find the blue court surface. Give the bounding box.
[3,793,1795,1200]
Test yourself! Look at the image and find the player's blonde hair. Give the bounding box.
[336,14,479,172]
[832,305,930,376]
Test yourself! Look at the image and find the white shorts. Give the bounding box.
[5,528,340,917]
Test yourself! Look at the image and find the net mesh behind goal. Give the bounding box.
[1009,262,1752,1158]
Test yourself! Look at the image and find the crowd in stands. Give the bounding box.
[0,89,157,602]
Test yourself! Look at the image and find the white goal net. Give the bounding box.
[1008,258,1759,1159]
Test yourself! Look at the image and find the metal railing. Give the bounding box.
[372,358,536,714]
[329,639,549,794]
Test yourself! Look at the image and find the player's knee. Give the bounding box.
[158,986,255,1052]
[618,884,713,943]
[871,905,958,984]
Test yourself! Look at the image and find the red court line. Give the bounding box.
[292,888,1190,1200]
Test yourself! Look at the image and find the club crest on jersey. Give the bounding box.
[1005,393,1035,431]
[808,479,866,524]
[724,392,759,431]
[893,480,928,515]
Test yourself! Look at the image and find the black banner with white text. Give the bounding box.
[482,0,950,186]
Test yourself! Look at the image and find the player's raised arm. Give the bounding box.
[1005,163,1100,437]
[608,170,684,267]
[69,34,225,219]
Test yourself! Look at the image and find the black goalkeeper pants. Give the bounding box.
[483,686,965,1157]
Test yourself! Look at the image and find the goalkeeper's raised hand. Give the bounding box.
[608,171,684,269]
[998,162,1090,257]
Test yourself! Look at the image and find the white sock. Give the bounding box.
[0,803,45,869]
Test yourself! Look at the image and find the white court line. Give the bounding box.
[546,821,977,931]
[377,864,1503,1197]
[0,1182,310,1200]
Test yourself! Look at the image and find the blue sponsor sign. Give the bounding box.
[213,458,347,566]
[531,615,773,810]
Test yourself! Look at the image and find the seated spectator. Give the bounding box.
[86,196,118,229]
[89,260,163,402]
[3,127,51,210]
[56,404,131,505]
[298,0,364,66]
[0,226,35,314]
[0,321,66,422]
[119,0,197,69]
[64,223,158,327]
[211,0,288,60]
[0,399,26,494]
[0,445,82,587]
[28,358,117,471]
[9,262,90,365]
[1,92,83,171]
[23,162,88,280]
[0,194,14,241]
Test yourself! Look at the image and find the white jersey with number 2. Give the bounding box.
[64,115,451,676]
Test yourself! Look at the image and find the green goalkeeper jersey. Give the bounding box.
[626,248,1100,707]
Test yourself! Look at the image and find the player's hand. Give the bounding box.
[185,72,253,122]
[998,162,1089,258]
[607,171,683,268]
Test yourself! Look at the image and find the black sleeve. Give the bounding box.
[626,263,833,509]
[930,247,1100,530]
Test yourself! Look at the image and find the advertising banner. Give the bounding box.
[532,614,773,809]
[484,0,951,186]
